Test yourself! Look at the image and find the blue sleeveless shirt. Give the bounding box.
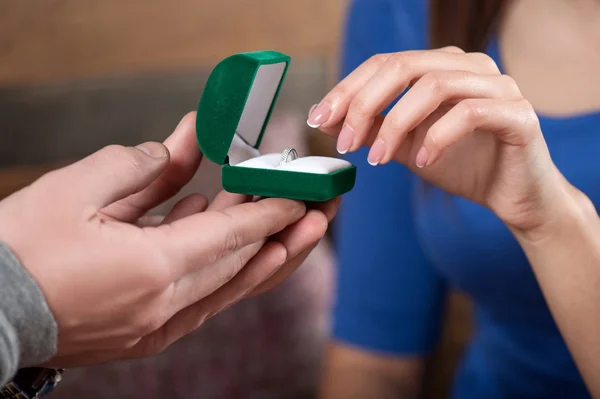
[332,1,599,397]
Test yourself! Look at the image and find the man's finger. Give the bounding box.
[307,197,342,223]
[161,193,209,225]
[155,198,306,279]
[272,209,328,260]
[207,191,251,211]
[169,239,265,311]
[53,142,170,211]
[249,244,317,296]
[102,112,203,221]
[243,209,329,295]
[125,241,288,358]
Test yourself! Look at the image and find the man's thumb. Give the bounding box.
[58,142,170,209]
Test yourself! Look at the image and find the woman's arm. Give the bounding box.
[319,342,425,399]
[512,179,600,398]
[311,40,600,395]
[320,2,440,398]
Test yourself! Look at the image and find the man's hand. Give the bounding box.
[0,112,339,367]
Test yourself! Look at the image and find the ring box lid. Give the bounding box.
[196,51,290,165]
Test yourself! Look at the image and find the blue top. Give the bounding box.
[332,1,600,398]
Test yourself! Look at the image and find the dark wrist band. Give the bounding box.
[0,368,63,399]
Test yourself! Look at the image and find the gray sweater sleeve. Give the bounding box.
[0,242,57,387]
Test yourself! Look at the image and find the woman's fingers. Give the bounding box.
[306,47,465,132]
[418,98,539,168]
[369,72,523,165]
[307,53,393,129]
[311,51,500,153]
[341,52,502,154]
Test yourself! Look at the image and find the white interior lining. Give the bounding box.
[226,61,350,174]
[236,154,351,174]
[235,62,287,148]
[228,133,261,165]
[228,121,350,174]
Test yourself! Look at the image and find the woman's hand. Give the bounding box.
[0,112,337,368]
[308,47,573,236]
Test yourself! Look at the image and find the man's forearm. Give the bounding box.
[513,189,600,398]
[0,242,57,386]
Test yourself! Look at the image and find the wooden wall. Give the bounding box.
[0,0,346,86]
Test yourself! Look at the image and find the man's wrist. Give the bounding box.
[0,243,57,386]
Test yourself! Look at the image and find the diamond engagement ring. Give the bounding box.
[279,147,298,166]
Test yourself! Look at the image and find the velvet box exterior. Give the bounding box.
[196,51,356,202]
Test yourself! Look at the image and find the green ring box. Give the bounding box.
[195,50,356,202]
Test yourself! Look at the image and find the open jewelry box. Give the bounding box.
[195,50,356,202]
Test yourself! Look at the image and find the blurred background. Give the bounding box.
[0,1,472,398]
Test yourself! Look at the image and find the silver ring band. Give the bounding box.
[280,147,298,166]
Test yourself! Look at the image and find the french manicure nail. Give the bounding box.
[415,146,429,168]
[367,138,386,166]
[336,125,355,154]
[307,103,332,128]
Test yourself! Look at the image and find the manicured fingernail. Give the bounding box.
[367,138,386,166]
[307,103,332,128]
[136,142,168,158]
[415,146,428,168]
[336,125,355,154]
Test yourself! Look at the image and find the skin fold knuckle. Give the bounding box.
[499,74,522,98]
[254,200,283,234]
[103,144,127,157]
[425,128,442,154]
[349,96,374,121]
[368,53,389,68]
[103,144,146,177]
[378,122,404,153]
[518,99,541,130]
[386,53,411,76]
[326,86,346,109]
[444,45,465,53]
[143,329,170,357]
[134,309,166,337]
[470,52,500,73]
[138,243,174,293]
[421,72,445,95]
[218,213,243,257]
[222,253,245,285]
[459,99,483,122]
[91,144,125,166]
[384,113,406,135]
[121,337,142,350]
